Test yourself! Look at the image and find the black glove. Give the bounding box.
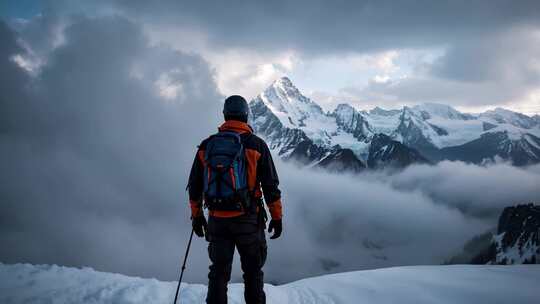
[192,215,207,238]
[268,219,282,239]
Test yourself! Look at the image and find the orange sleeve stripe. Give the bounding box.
[267,199,283,220]
[245,148,261,190]
[190,200,202,217]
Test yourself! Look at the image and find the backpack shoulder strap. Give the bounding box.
[217,130,242,143]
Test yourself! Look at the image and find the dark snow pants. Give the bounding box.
[206,213,267,304]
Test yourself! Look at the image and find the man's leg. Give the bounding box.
[235,218,267,304]
[207,217,235,304]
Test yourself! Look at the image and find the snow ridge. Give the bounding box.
[2,263,540,304]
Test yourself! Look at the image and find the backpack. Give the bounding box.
[203,131,250,211]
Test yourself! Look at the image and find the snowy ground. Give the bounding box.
[1,263,540,303]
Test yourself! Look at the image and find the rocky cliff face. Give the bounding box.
[494,204,540,264]
[317,147,366,173]
[448,204,540,265]
[367,134,429,169]
[332,103,372,141]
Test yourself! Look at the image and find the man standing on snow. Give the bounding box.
[187,95,283,304]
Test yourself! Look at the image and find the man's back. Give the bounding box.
[188,120,282,220]
[187,96,282,304]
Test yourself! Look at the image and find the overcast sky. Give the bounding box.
[1,0,540,284]
[2,0,540,114]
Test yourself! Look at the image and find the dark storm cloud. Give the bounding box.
[431,29,540,84]
[112,0,540,54]
[0,20,28,107]
[0,16,223,281]
[9,13,64,60]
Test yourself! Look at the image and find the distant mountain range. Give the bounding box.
[249,77,540,170]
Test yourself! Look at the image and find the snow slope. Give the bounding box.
[2,263,540,304]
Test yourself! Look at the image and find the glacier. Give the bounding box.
[1,263,540,303]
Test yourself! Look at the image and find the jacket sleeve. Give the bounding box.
[257,140,283,220]
[187,147,205,218]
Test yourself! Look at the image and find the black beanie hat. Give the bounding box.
[223,95,249,120]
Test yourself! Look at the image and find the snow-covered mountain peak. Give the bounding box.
[333,103,373,142]
[256,76,325,128]
[411,103,471,120]
[480,107,538,129]
[492,107,521,115]
[273,76,295,90]
[333,103,357,119]
[335,103,354,111]
[266,76,314,106]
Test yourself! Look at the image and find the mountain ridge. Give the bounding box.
[249,77,540,169]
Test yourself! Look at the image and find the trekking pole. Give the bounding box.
[173,228,195,304]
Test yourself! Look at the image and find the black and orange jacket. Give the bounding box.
[188,120,283,220]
